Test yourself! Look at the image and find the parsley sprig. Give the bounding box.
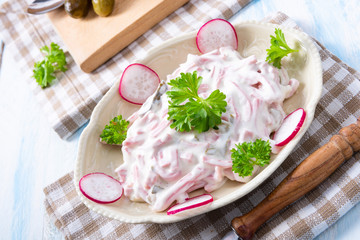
[266,28,298,69]
[33,42,67,88]
[100,115,129,145]
[231,139,271,177]
[166,71,227,133]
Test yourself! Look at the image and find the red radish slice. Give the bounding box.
[119,63,160,105]
[273,108,306,146]
[196,18,238,54]
[79,172,123,204]
[167,194,213,215]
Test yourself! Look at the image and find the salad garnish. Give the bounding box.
[166,71,227,133]
[100,115,129,145]
[33,42,67,88]
[231,139,272,177]
[266,28,298,69]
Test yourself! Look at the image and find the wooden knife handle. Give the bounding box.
[231,118,360,240]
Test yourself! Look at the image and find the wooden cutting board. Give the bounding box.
[47,0,190,73]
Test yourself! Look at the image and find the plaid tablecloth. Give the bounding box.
[42,11,360,240]
[0,0,251,139]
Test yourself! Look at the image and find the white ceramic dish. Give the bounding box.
[74,21,322,223]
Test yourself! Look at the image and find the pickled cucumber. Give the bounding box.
[64,0,89,19]
[92,0,114,17]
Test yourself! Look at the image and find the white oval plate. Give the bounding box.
[75,21,322,223]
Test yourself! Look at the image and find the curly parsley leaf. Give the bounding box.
[231,139,272,177]
[166,71,227,133]
[266,28,298,69]
[33,42,67,88]
[100,115,129,145]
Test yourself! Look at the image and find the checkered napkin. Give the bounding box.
[43,12,360,240]
[0,0,250,139]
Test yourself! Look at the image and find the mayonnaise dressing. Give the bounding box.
[115,47,299,212]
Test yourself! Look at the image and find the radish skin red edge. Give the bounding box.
[79,172,124,204]
[119,63,160,105]
[167,194,213,215]
[273,108,306,147]
[196,18,238,54]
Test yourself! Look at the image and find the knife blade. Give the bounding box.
[222,230,240,240]
[27,0,64,15]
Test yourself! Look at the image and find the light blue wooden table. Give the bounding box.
[1,0,359,239]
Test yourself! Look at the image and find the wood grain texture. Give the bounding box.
[231,119,360,239]
[47,0,189,73]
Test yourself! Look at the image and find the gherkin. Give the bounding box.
[64,0,89,19]
[92,0,115,17]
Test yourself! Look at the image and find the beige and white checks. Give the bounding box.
[42,11,360,240]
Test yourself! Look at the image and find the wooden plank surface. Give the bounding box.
[47,0,189,73]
